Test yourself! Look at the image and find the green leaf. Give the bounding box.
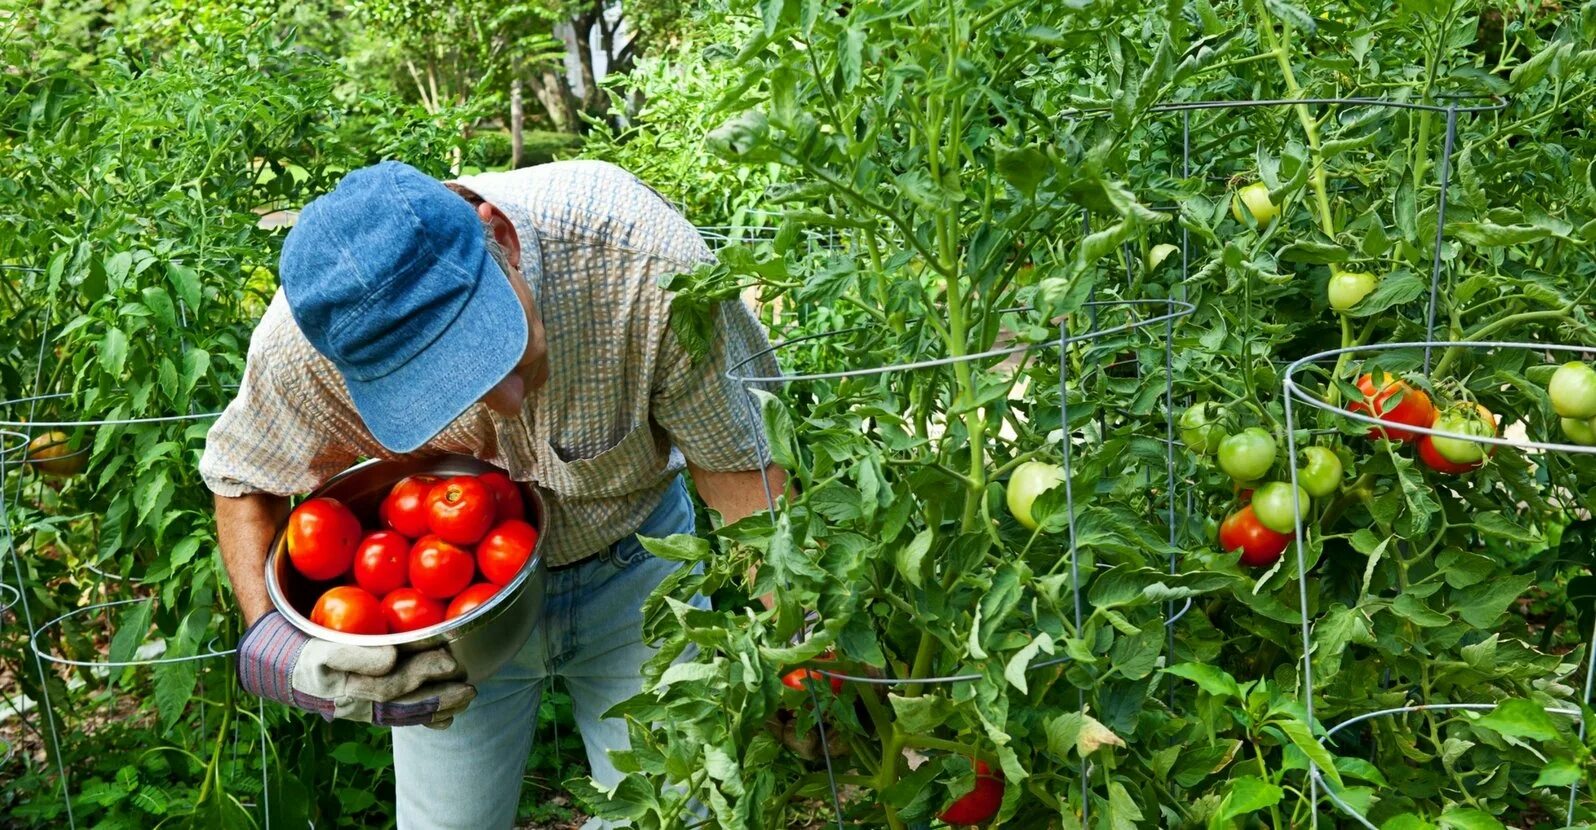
[181,348,211,395]
[153,660,197,728]
[998,145,1051,198]
[1453,222,1555,247]
[1347,270,1426,318]
[889,693,953,734]
[109,600,155,666]
[1381,816,1437,830]
[141,286,177,331]
[1276,717,1341,786]
[100,327,130,377]
[1531,759,1581,788]
[1164,662,1241,699]
[750,389,798,473]
[1390,594,1450,628]
[166,263,202,311]
[1003,633,1055,694]
[895,529,931,588]
[1474,699,1562,742]
[640,533,711,562]
[1217,776,1282,822]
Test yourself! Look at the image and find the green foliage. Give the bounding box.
[587,0,1596,827]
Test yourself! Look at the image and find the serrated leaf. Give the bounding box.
[1347,270,1426,318]
[895,529,931,588]
[1531,759,1581,788]
[751,388,799,473]
[1474,699,1562,742]
[1164,662,1241,699]
[1003,632,1055,694]
[100,327,130,377]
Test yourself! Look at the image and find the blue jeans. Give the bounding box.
[393,477,699,829]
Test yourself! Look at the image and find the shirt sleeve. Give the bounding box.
[199,338,360,498]
[651,293,782,473]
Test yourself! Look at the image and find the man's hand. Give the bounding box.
[238,612,475,729]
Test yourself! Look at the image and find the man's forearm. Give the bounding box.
[216,492,291,626]
[687,462,788,526]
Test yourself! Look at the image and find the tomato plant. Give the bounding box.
[1327,270,1377,312]
[1230,182,1278,228]
[1430,404,1497,465]
[938,759,1003,826]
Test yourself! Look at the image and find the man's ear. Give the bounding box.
[476,202,522,271]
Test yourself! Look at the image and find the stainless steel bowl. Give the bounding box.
[265,454,546,683]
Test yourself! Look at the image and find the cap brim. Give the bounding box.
[345,251,529,454]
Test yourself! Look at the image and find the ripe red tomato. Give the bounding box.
[781,668,844,694]
[445,583,501,620]
[1218,506,1293,567]
[1417,435,1481,475]
[1349,372,1435,442]
[311,586,387,635]
[352,531,411,596]
[939,759,1004,826]
[380,587,446,633]
[286,498,363,581]
[381,475,439,538]
[409,535,476,600]
[426,476,497,545]
[477,520,538,586]
[477,471,525,524]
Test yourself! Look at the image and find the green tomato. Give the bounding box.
[1327,271,1377,312]
[1251,481,1309,534]
[1548,361,1596,419]
[1430,409,1495,464]
[1006,461,1065,531]
[1297,446,1343,498]
[1561,416,1596,446]
[1217,427,1277,482]
[1180,402,1228,454]
[1230,182,1278,227]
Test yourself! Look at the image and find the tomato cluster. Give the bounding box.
[285,470,538,636]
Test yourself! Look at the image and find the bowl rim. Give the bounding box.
[264,455,546,646]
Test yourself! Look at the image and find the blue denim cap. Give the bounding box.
[278,161,528,453]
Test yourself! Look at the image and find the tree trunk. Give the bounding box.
[509,56,524,169]
[530,67,579,133]
[562,11,604,121]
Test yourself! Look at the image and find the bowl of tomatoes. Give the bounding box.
[264,454,547,683]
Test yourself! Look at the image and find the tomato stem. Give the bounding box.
[1254,2,1337,239]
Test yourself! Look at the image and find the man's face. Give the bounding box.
[474,203,547,416]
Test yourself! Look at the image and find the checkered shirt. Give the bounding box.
[200,160,778,566]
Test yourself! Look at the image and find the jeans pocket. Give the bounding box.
[609,538,653,569]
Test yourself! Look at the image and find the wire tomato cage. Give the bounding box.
[726,297,1194,827]
[0,317,269,828]
[1282,341,1596,828]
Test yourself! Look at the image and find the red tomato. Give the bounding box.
[1416,435,1481,474]
[286,498,363,581]
[1348,372,1435,442]
[781,668,844,694]
[445,583,501,620]
[426,476,497,545]
[380,587,446,633]
[1218,506,1293,567]
[310,586,387,635]
[477,520,538,586]
[939,759,1004,826]
[409,535,476,600]
[352,531,411,596]
[477,471,525,524]
[381,475,439,538]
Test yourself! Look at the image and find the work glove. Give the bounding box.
[237,611,475,729]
